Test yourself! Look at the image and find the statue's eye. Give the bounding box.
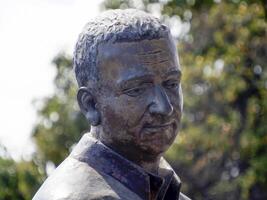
[164,80,179,89]
[124,87,146,97]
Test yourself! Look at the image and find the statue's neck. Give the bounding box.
[90,126,162,174]
[140,159,161,175]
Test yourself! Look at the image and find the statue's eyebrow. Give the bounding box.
[165,69,182,78]
[118,74,153,89]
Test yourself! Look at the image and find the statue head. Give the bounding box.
[74,9,183,163]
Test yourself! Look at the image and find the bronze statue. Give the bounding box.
[33,9,190,200]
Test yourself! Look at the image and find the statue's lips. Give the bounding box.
[141,122,174,136]
[144,123,173,129]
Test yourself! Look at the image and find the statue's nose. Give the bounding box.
[149,85,173,116]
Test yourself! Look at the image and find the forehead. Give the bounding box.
[97,37,180,84]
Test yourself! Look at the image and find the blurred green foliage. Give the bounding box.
[0,146,44,200]
[0,0,266,199]
[32,54,88,166]
[166,2,267,199]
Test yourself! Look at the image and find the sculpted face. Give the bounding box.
[95,36,183,160]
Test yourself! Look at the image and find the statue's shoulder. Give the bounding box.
[32,157,125,200]
[33,134,142,200]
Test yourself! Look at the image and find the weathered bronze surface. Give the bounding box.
[33,9,190,200]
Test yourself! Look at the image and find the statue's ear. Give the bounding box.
[77,87,101,126]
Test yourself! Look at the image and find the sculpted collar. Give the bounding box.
[71,133,182,200]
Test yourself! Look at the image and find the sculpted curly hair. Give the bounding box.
[73,9,170,88]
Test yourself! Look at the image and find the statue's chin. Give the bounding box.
[139,141,172,155]
[139,136,176,156]
[138,124,178,155]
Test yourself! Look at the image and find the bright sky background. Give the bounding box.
[0,0,102,160]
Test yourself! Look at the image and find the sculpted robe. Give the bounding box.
[33,133,190,200]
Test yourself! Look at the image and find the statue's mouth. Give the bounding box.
[141,122,175,139]
[144,122,172,129]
